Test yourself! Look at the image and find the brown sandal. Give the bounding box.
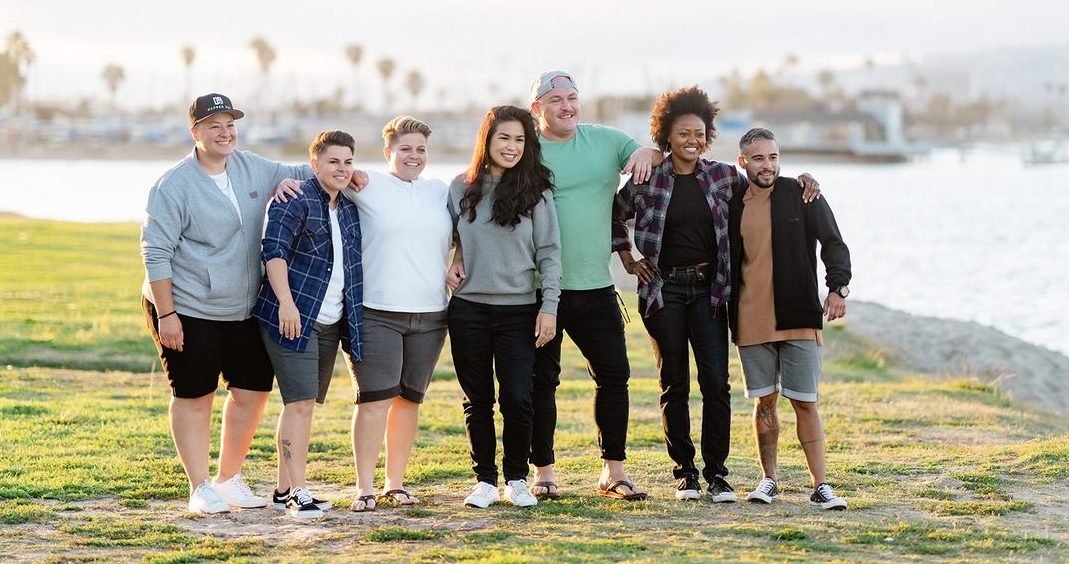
[531,481,561,499]
[597,480,647,501]
[378,489,418,506]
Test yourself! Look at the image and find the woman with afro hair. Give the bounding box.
[611,86,819,502]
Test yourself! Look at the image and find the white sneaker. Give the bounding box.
[212,473,268,508]
[464,481,500,508]
[746,477,779,504]
[504,480,538,508]
[188,480,229,514]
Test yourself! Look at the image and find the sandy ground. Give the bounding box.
[846,301,1069,415]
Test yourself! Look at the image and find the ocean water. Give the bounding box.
[2,148,1067,355]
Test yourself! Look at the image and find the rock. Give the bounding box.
[845,301,1069,415]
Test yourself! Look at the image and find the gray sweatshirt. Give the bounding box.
[141,149,312,320]
[448,175,562,314]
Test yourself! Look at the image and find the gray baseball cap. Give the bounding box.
[530,71,578,102]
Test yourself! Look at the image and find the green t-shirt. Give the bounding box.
[540,124,641,290]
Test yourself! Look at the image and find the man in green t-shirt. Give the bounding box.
[527,71,663,500]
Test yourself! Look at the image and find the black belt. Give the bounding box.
[662,263,713,284]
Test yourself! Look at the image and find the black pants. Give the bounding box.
[531,286,630,465]
[448,297,537,485]
[641,278,731,483]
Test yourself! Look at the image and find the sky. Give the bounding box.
[5,0,1069,111]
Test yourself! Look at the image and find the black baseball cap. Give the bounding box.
[188,93,245,125]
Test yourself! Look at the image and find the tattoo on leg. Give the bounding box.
[800,436,824,446]
[281,439,292,461]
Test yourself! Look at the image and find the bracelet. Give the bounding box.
[158,310,178,320]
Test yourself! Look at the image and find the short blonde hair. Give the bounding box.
[382,116,432,148]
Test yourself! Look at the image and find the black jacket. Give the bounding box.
[728,176,851,343]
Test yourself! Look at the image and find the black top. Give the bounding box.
[658,173,718,269]
[727,176,852,342]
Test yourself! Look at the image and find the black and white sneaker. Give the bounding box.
[707,475,738,503]
[273,488,332,511]
[675,476,701,500]
[810,483,847,511]
[287,487,324,519]
[746,477,778,504]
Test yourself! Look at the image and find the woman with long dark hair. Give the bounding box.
[446,105,562,509]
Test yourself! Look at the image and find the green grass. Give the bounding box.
[1,216,1068,562]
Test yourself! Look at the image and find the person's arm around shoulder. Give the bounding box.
[532,190,562,348]
[142,178,188,351]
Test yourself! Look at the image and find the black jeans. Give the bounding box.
[641,276,731,483]
[531,286,630,465]
[448,297,537,485]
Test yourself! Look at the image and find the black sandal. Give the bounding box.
[350,494,376,512]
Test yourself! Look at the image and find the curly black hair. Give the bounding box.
[649,85,719,153]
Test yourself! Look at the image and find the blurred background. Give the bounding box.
[1,0,1067,354]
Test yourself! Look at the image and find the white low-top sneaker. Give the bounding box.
[504,480,538,508]
[188,480,229,514]
[212,473,268,509]
[464,481,500,508]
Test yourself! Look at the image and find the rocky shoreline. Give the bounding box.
[845,301,1069,415]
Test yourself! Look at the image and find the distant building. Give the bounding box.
[753,90,922,162]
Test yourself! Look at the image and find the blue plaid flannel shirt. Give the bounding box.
[612,158,744,318]
[253,177,363,357]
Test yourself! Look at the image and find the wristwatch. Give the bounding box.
[832,286,850,298]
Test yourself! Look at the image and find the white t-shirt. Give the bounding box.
[208,171,242,225]
[316,207,345,324]
[344,170,451,312]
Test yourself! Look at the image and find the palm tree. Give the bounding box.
[180,45,195,105]
[5,31,34,114]
[0,52,25,109]
[345,44,363,110]
[405,69,424,110]
[376,57,396,111]
[249,37,277,110]
[101,64,125,109]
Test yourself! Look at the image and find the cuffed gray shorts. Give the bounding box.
[349,307,447,404]
[738,339,822,402]
[261,321,343,404]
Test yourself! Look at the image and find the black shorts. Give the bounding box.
[142,297,274,398]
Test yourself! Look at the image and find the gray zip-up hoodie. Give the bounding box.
[141,149,312,321]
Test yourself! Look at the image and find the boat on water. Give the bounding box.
[1024,137,1069,164]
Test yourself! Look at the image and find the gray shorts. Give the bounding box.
[738,340,822,402]
[349,307,447,404]
[261,321,343,404]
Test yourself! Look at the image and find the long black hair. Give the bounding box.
[459,105,554,228]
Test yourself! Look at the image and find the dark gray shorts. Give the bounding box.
[349,307,447,404]
[738,339,822,402]
[261,321,343,404]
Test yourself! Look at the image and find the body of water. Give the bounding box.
[2,148,1066,355]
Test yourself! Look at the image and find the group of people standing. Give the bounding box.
[140,70,852,520]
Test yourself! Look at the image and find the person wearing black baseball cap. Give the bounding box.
[141,93,315,514]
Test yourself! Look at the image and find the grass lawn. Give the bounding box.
[2,215,1068,562]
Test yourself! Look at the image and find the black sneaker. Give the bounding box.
[273,488,332,510]
[810,483,848,510]
[287,487,324,519]
[675,476,701,500]
[746,477,778,504]
[707,475,738,503]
